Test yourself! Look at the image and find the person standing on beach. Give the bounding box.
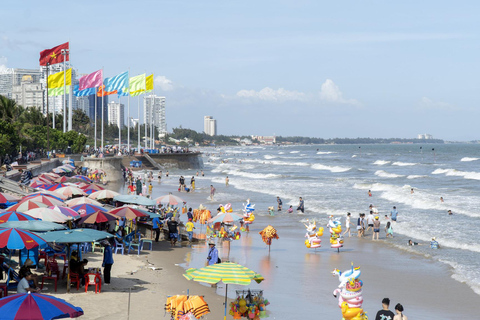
[102,240,114,285]
[201,170,204,177]
[390,206,398,222]
[297,197,304,213]
[357,214,364,237]
[366,211,375,234]
[343,212,352,237]
[373,216,380,240]
[187,207,193,221]
[166,171,169,177]
[375,298,395,320]
[210,185,216,200]
[393,304,408,320]
[207,241,219,265]
[385,221,393,238]
[277,196,282,211]
[185,218,195,243]
[136,178,142,195]
[167,217,179,247]
[152,215,162,242]
[191,176,195,191]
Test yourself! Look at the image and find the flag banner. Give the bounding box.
[48,86,70,96]
[117,87,129,97]
[129,73,146,97]
[104,71,128,92]
[97,85,117,97]
[79,69,103,90]
[39,42,69,66]
[74,85,96,97]
[146,74,154,92]
[48,69,72,88]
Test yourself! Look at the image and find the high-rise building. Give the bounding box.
[87,95,108,120]
[144,95,167,134]
[204,116,217,136]
[11,75,44,109]
[0,68,44,100]
[44,64,79,117]
[107,101,125,128]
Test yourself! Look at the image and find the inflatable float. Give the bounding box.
[304,220,323,249]
[328,216,344,252]
[332,264,368,319]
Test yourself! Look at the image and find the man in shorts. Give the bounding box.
[366,211,375,234]
[373,216,380,240]
[167,217,179,247]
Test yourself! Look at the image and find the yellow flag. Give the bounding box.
[48,68,72,88]
[146,74,154,92]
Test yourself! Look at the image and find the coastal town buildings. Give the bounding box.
[11,75,44,109]
[417,134,433,139]
[144,95,167,135]
[107,101,125,128]
[204,116,217,136]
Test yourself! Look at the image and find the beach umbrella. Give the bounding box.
[81,183,104,192]
[78,211,118,224]
[0,193,21,204]
[38,173,55,181]
[25,208,71,223]
[25,192,67,202]
[29,177,51,185]
[207,212,244,224]
[0,292,84,319]
[63,164,75,169]
[48,206,81,219]
[19,195,64,207]
[8,200,48,213]
[184,261,264,320]
[0,211,37,223]
[155,194,185,206]
[70,204,107,216]
[52,167,68,174]
[54,186,86,198]
[38,228,113,244]
[44,183,67,191]
[44,172,61,179]
[55,176,69,183]
[89,189,120,200]
[109,206,148,219]
[1,220,67,232]
[113,194,157,206]
[0,228,47,250]
[29,182,51,189]
[65,197,103,207]
[69,175,92,183]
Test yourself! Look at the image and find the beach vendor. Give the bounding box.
[152,216,162,242]
[102,240,114,285]
[186,218,195,243]
[207,241,219,265]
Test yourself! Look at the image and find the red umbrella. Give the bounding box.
[8,200,48,213]
[55,176,68,183]
[19,195,64,207]
[78,211,118,224]
[109,206,148,219]
[81,184,105,192]
[0,193,21,204]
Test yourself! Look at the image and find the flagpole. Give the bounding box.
[144,95,147,151]
[52,93,55,129]
[94,88,97,150]
[67,48,72,131]
[127,68,130,154]
[118,97,121,153]
[46,64,50,152]
[101,68,105,153]
[62,50,67,133]
[137,95,140,152]
[150,95,154,149]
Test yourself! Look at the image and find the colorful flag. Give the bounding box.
[129,74,146,97]
[48,86,70,96]
[104,71,128,92]
[74,85,96,97]
[79,69,102,91]
[146,74,154,92]
[39,42,69,66]
[48,69,72,88]
[97,85,117,97]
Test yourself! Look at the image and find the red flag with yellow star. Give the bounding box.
[39,42,69,66]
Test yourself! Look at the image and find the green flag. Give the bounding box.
[129,73,146,97]
[48,86,70,96]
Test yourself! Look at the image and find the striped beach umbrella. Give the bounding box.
[25,208,71,223]
[0,292,83,319]
[48,206,80,219]
[28,191,68,201]
[81,183,104,192]
[54,176,68,183]
[108,206,148,219]
[184,261,264,320]
[78,211,118,224]
[0,193,21,204]
[155,194,185,205]
[44,183,67,191]
[0,211,37,223]
[65,197,103,207]
[0,228,47,250]
[54,186,86,198]
[69,175,92,183]
[70,204,107,217]
[8,200,48,213]
[207,212,244,224]
[20,195,64,207]
[88,189,120,200]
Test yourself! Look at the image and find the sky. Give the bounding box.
[1,0,479,140]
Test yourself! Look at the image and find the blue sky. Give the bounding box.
[1,0,479,140]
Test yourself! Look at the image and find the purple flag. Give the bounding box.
[79,69,103,91]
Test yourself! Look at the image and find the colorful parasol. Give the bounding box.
[19,195,64,207]
[0,211,37,223]
[70,204,107,217]
[108,206,148,219]
[78,211,118,224]
[8,200,48,213]
[65,197,103,207]
[88,189,120,200]
[25,208,71,223]
[207,212,244,224]
[0,228,47,250]
[155,194,186,206]
[48,206,81,219]
[54,186,86,198]
[0,193,21,204]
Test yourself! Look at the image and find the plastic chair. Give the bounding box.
[70,272,81,291]
[85,273,102,293]
[137,234,152,251]
[0,283,8,297]
[41,274,57,292]
[127,240,143,255]
[92,242,104,254]
[114,239,124,255]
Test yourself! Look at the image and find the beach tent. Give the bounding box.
[0,220,67,232]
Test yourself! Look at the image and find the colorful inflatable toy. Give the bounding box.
[328,216,344,252]
[332,263,368,320]
[304,220,323,249]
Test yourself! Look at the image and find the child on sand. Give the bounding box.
[385,221,393,238]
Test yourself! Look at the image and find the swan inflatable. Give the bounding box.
[332,263,368,319]
[304,220,323,248]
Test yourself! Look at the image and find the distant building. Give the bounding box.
[87,95,108,120]
[417,134,433,140]
[251,135,276,145]
[0,68,43,100]
[11,75,44,109]
[107,101,125,128]
[204,116,217,136]
[144,95,167,135]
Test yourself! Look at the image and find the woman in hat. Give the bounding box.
[206,241,219,266]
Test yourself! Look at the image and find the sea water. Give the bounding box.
[196,144,480,296]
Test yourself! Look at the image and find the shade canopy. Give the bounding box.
[70,204,107,216]
[37,228,113,244]
[0,193,21,204]
[1,220,67,232]
[0,211,37,223]
[113,194,157,206]
[0,292,84,319]
[89,190,120,200]
[109,206,148,219]
[48,206,80,219]
[54,186,86,198]
[184,261,264,285]
[20,195,64,207]
[78,211,118,224]
[155,194,185,206]
[25,208,71,223]
[207,212,244,224]
[0,228,47,250]
[8,200,48,213]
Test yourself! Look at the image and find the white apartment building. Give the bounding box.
[417,134,433,140]
[11,75,44,109]
[107,101,125,128]
[144,95,167,134]
[0,68,43,99]
[204,116,217,136]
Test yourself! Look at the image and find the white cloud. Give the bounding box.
[0,56,12,74]
[419,97,456,110]
[236,87,307,102]
[319,79,360,105]
[154,75,174,91]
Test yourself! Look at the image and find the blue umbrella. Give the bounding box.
[0,292,84,319]
[114,194,157,206]
[0,228,47,250]
[0,220,67,232]
[70,204,107,216]
[38,228,113,244]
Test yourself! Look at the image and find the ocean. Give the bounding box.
[138,143,480,318]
